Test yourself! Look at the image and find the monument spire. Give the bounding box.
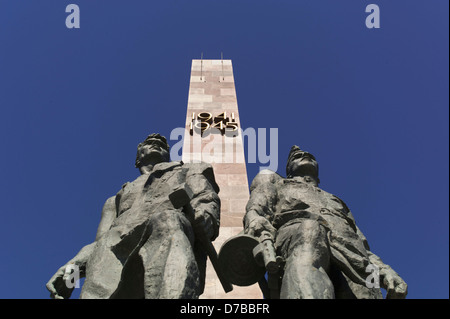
[182,58,263,299]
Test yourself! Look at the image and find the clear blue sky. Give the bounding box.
[0,1,448,299]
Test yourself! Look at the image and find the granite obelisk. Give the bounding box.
[182,59,262,298]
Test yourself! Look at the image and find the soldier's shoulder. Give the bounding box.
[250,169,283,191]
[183,161,219,193]
[104,195,116,205]
[321,189,351,212]
[323,189,345,202]
[183,161,214,174]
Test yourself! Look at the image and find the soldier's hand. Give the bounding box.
[245,215,276,239]
[381,268,408,299]
[194,210,216,240]
[46,265,75,299]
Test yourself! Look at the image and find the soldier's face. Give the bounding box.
[138,140,169,164]
[288,151,318,177]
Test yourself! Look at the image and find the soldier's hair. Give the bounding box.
[135,133,170,168]
[287,145,302,165]
[286,145,319,180]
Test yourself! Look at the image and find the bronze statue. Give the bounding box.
[242,146,407,299]
[46,134,221,299]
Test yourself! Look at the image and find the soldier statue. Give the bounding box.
[243,146,407,299]
[46,134,221,299]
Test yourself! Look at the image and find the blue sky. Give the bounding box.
[0,1,448,299]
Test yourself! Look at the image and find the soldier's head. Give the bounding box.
[135,133,170,169]
[286,145,320,184]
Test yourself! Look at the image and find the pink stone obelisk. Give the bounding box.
[182,59,263,299]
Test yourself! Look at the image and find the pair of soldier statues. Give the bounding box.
[46,134,407,299]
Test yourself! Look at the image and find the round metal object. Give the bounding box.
[218,234,266,286]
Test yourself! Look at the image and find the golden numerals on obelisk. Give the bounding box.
[189,112,239,136]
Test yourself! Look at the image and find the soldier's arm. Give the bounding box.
[95,196,117,241]
[69,196,117,271]
[46,195,117,298]
[185,163,221,240]
[244,170,279,238]
[356,226,408,299]
[72,196,117,270]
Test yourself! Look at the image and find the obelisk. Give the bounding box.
[182,59,263,299]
